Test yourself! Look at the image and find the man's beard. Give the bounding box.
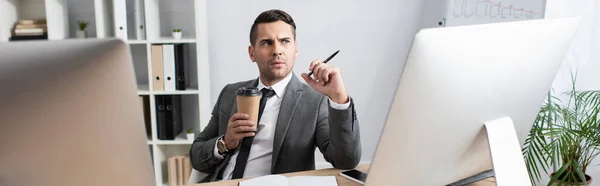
[262,68,289,82]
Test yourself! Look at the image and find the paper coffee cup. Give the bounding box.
[236,87,261,130]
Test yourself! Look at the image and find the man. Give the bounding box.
[189,9,361,183]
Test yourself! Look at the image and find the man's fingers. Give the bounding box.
[233,126,256,133]
[321,68,330,83]
[230,119,255,128]
[240,132,256,138]
[309,59,322,71]
[230,113,249,122]
[301,73,317,87]
[313,63,326,82]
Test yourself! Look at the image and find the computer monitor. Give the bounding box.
[365,17,579,186]
[0,39,155,186]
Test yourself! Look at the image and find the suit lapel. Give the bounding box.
[271,75,303,171]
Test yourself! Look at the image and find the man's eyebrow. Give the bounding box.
[259,38,273,43]
[258,37,291,43]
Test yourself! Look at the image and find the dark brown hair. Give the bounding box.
[249,9,296,46]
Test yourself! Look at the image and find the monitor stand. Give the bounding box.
[447,117,532,186]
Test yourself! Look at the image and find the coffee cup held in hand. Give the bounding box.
[236,87,261,132]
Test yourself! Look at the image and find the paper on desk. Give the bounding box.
[238,175,338,186]
[288,176,338,186]
[238,175,287,186]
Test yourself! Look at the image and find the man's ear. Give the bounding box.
[248,45,256,62]
[295,41,298,58]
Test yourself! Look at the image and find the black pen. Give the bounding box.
[308,50,340,76]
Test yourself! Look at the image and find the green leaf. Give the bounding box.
[548,162,569,186]
[572,163,588,186]
[525,71,600,186]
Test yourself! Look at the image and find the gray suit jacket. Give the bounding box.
[189,74,361,183]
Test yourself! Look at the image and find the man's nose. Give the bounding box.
[272,42,282,56]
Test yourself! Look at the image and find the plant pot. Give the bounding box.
[187,133,195,141]
[76,30,86,38]
[172,32,182,39]
[549,172,593,186]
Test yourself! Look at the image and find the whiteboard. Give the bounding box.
[444,0,546,26]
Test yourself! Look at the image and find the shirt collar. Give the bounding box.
[257,72,293,99]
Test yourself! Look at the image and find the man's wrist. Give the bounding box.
[216,136,229,156]
[329,97,351,110]
[329,92,349,104]
[214,137,225,159]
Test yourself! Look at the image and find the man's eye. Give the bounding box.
[282,40,290,44]
[262,41,271,46]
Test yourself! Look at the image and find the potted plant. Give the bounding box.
[523,73,600,186]
[76,20,88,38]
[186,128,194,141]
[172,28,182,40]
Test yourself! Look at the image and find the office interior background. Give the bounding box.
[1,0,599,185]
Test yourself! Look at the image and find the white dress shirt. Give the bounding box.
[214,72,350,179]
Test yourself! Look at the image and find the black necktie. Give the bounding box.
[231,88,275,179]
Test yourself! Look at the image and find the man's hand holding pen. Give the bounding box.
[301,50,349,104]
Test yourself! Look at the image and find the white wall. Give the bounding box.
[206,0,435,167]
[547,0,600,92]
[542,0,600,184]
[19,0,46,20]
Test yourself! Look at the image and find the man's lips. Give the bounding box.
[271,61,285,65]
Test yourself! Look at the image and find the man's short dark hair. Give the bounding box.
[249,9,296,46]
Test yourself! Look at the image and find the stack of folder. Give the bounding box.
[10,19,48,41]
[152,43,187,140]
[151,44,187,91]
[156,95,183,140]
[167,154,192,186]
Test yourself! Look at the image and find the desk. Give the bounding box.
[192,164,496,186]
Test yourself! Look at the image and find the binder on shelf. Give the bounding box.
[112,0,128,40]
[172,95,183,139]
[162,44,176,91]
[140,96,151,138]
[133,0,146,40]
[174,44,186,90]
[156,96,167,140]
[151,44,164,91]
[164,95,183,140]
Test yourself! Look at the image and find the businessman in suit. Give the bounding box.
[189,9,361,182]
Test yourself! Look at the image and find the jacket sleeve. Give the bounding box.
[189,85,228,173]
[314,96,362,169]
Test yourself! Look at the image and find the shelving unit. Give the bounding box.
[0,0,70,42]
[2,0,212,185]
[122,1,210,185]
